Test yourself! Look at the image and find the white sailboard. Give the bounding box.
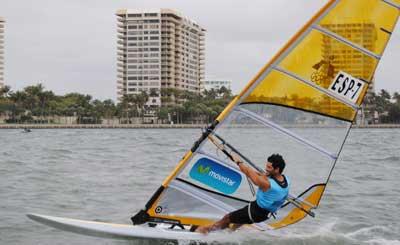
[28,0,399,241]
[27,213,211,241]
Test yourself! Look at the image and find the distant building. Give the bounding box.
[203,78,232,91]
[116,9,206,107]
[0,17,4,88]
[320,23,377,96]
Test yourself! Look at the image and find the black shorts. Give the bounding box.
[229,201,270,224]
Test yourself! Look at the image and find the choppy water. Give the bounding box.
[0,128,399,245]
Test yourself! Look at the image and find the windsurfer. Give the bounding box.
[196,154,290,234]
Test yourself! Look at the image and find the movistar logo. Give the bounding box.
[208,170,236,186]
[197,164,236,186]
[198,165,210,174]
[190,158,242,194]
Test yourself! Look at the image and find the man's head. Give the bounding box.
[265,154,285,176]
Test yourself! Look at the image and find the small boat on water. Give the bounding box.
[22,128,31,133]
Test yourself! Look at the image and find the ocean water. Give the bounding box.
[0,128,399,245]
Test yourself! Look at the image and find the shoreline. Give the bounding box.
[0,124,206,129]
[1,123,400,129]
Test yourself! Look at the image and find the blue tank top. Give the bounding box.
[256,175,290,212]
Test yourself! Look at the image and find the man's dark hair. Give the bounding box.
[267,154,285,173]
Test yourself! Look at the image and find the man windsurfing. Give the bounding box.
[196,153,290,234]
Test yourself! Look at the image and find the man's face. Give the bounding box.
[265,162,275,176]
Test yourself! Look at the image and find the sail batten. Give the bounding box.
[382,0,400,9]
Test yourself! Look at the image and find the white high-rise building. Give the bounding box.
[116,9,206,107]
[0,17,4,88]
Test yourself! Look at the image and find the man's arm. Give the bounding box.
[232,155,270,192]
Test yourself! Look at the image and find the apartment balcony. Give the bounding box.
[117,51,126,56]
[117,45,126,51]
[117,28,126,34]
[117,23,126,28]
[162,16,180,22]
[117,57,126,62]
[118,83,127,88]
[117,63,126,68]
[117,39,126,45]
[161,34,174,39]
[116,69,126,74]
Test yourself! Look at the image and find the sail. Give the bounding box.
[132,0,400,230]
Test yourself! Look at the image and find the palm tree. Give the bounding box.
[9,91,28,123]
[102,99,116,124]
[37,90,55,123]
[0,85,11,98]
[136,91,149,121]
[393,92,400,106]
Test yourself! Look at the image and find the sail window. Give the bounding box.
[236,107,338,160]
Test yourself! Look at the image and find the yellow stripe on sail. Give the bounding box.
[269,185,325,230]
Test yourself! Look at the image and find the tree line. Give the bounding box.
[364,89,400,124]
[0,84,233,124]
[1,84,400,124]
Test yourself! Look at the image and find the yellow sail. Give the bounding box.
[132,0,399,230]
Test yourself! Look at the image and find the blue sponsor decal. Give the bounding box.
[189,158,242,194]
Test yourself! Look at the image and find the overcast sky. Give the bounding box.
[0,0,399,100]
